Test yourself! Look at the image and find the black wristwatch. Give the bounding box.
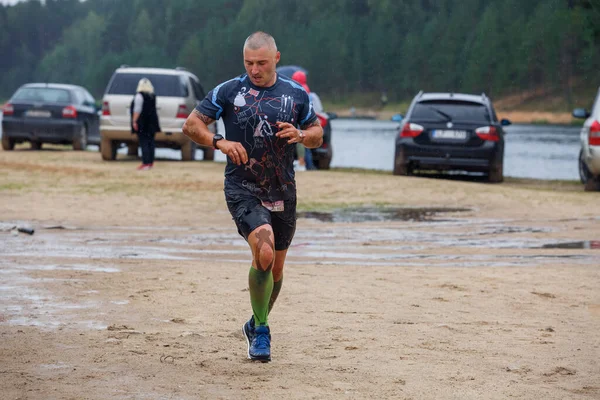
[212,134,224,149]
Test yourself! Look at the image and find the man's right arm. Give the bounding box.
[182,109,248,165]
[182,110,216,147]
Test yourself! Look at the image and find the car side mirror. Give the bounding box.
[500,118,511,126]
[572,108,590,119]
[327,112,338,120]
[391,113,404,122]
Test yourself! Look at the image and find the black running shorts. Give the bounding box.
[225,190,297,251]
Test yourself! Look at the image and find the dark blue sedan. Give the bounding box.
[2,83,101,151]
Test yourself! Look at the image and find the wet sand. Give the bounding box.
[1,149,599,399]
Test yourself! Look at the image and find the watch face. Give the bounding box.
[213,134,223,147]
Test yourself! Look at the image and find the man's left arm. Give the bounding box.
[299,119,323,149]
[275,119,323,149]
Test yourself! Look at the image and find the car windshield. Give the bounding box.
[12,87,72,103]
[106,73,188,97]
[412,100,490,123]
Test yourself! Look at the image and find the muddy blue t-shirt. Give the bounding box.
[196,73,317,204]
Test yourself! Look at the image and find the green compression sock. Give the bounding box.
[248,267,273,326]
[268,278,283,314]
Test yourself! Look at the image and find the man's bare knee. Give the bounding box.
[252,227,275,271]
[255,245,275,272]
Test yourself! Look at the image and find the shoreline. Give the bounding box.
[329,107,579,125]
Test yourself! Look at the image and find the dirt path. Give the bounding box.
[1,149,599,399]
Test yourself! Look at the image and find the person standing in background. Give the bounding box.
[131,78,161,171]
[291,70,321,170]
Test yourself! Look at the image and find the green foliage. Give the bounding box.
[0,0,597,112]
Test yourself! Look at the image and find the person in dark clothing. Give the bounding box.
[131,78,161,171]
[182,31,323,362]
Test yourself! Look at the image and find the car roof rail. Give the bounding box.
[175,66,188,71]
[119,64,130,69]
[481,92,489,102]
[416,90,424,99]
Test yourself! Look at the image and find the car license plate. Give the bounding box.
[432,129,467,139]
[25,110,51,118]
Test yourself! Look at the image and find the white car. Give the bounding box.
[100,66,214,161]
[573,86,600,191]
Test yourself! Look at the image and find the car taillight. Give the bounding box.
[102,101,110,116]
[475,126,499,141]
[400,122,424,138]
[589,120,600,146]
[2,103,14,116]
[176,104,188,119]
[62,105,77,118]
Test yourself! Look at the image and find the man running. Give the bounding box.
[182,31,323,362]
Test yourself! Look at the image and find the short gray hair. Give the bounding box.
[243,31,277,52]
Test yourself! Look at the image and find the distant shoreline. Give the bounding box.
[329,107,578,125]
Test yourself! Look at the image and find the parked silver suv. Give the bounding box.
[100,66,214,161]
[573,86,600,191]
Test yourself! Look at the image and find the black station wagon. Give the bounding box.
[393,91,511,183]
[2,83,101,151]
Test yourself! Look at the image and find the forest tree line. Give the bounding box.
[0,0,598,107]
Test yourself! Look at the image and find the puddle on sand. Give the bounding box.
[298,207,470,223]
[2,215,599,331]
[0,261,112,330]
[540,241,600,250]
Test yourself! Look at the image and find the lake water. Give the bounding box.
[321,119,581,181]
[214,119,582,181]
[1,115,582,181]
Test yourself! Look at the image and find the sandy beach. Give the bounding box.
[0,148,599,399]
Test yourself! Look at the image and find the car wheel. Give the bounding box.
[101,138,117,160]
[31,141,42,150]
[488,163,504,183]
[314,149,332,170]
[318,157,331,170]
[393,149,410,176]
[393,163,407,176]
[203,147,215,161]
[584,175,600,191]
[579,150,591,184]
[181,140,196,161]
[73,124,88,151]
[127,144,138,157]
[322,148,333,170]
[315,158,331,169]
[2,135,15,151]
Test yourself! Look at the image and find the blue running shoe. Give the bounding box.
[249,325,271,362]
[242,315,255,358]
